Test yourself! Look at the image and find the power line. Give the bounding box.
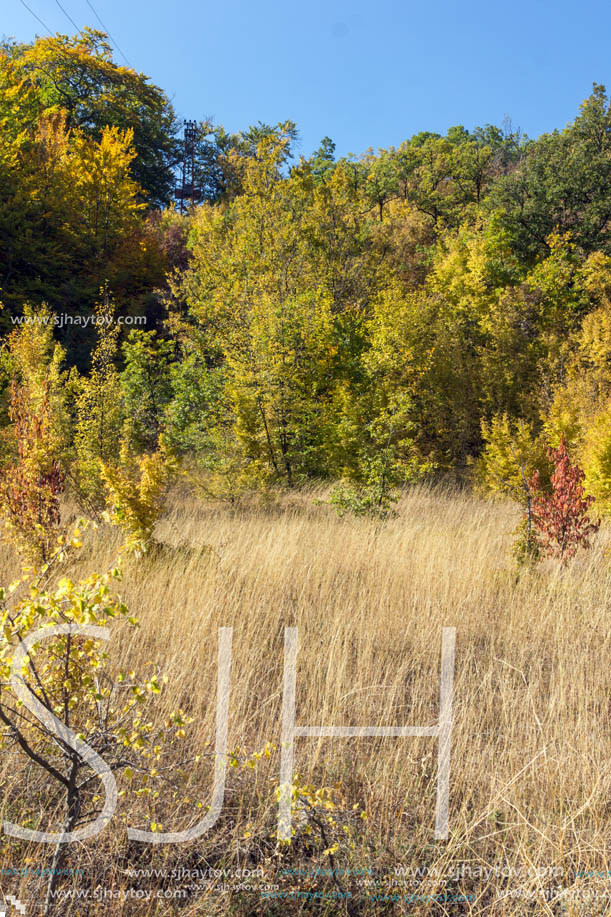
[17,0,53,34]
[84,0,133,68]
[54,0,81,33]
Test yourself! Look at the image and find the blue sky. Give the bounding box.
[4,0,610,158]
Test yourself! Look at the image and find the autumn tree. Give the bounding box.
[0,42,167,355]
[71,297,123,514]
[119,330,175,455]
[0,306,70,560]
[541,252,611,511]
[0,379,65,562]
[101,442,174,548]
[172,127,373,494]
[1,29,180,205]
[530,438,600,563]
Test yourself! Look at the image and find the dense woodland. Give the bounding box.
[2,29,611,531]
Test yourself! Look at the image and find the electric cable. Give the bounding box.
[84,0,133,68]
[54,0,81,33]
[17,0,53,34]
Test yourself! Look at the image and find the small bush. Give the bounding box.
[530,438,600,563]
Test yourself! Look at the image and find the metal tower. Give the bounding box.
[176,120,202,212]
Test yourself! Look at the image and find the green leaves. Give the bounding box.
[3,29,180,206]
[487,85,611,260]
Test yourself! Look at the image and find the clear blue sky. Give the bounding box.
[4,0,611,157]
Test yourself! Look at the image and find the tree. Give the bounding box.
[63,125,144,259]
[0,306,70,560]
[101,442,174,548]
[477,414,550,565]
[488,84,611,260]
[477,414,550,504]
[0,107,162,353]
[173,129,369,493]
[580,407,611,513]
[309,136,336,183]
[119,330,175,455]
[542,251,611,510]
[0,378,65,562]
[1,29,180,206]
[530,438,599,562]
[71,297,124,514]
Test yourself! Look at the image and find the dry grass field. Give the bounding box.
[1,485,610,915]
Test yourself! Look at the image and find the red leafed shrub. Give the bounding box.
[529,438,599,563]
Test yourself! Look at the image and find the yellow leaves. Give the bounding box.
[478,414,549,504]
[0,528,167,760]
[580,406,611,512]
[62,125,143,246]
[101,446,172,546]
[228,741,277,771]
[56,577,74,596]
[323,843,339,856]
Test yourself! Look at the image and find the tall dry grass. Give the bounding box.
[1,485,610,914]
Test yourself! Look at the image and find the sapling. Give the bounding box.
[529,437,600,563]
[0,529,190,913]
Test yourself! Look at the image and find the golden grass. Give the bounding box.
[1,485,610,914]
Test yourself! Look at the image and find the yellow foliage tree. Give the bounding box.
[71,295,123,514]
[543,252,611,510]
[101,441,174,549]
[0,306,71,560]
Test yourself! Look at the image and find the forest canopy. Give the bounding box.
[1,31,611,516]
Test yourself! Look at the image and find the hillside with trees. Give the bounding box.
[1,29,610,916]
[2,32,611,521]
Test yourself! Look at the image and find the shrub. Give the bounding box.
[530,438,600,563]
[477,413,550,505]
[101,442,174,549]
[0,530,189,913]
